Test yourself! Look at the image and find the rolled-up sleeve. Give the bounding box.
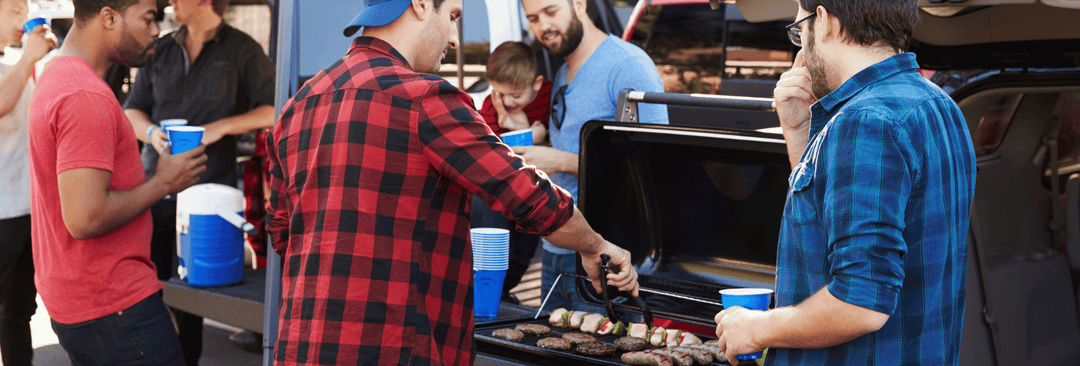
[822,110,913,315]
[417,80,574,235]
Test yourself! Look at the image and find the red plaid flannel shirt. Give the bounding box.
[267,37,574,366]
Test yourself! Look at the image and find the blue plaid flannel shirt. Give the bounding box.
[769,53,977,365]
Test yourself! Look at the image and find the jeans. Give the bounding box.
[0,215,36,366]
[150,200,203,366]
[51,292,186,366]
[539,250,604,314]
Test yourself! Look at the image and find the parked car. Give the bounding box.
[621,0,793,130]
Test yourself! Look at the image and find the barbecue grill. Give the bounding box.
[475,91,790,366]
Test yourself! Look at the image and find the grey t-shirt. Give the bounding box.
[542,36,668,255]
[0,62,33,219]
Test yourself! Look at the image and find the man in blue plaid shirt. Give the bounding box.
[712,1,977,365]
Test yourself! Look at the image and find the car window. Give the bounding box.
[628,3,794,95]
[968,91,1080,160]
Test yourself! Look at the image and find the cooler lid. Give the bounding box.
[177,183,245,215]
[573,121,790,325]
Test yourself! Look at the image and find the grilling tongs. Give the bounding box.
[599,254,654,329]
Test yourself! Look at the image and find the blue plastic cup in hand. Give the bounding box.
[499,129,532,147]
[473,269,506,317]
[720,288,774,360]
[160,119,188,129]
[167,126,204,155]
[22,18,47,35]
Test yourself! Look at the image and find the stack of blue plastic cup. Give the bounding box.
[471,227,509,317]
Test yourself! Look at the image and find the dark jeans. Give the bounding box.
[539,250,604,315]
[0,215,36,366]
[150,200,203,366]
[470,196,541,295]
[51,292,186,366]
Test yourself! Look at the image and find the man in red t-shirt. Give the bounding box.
[27,0,206,364]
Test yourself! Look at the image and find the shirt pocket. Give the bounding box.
[784,161,819,225]
[196,61,230,101]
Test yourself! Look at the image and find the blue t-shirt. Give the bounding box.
[544,35,668,254]
[770,53,976,365]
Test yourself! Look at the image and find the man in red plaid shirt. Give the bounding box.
[266,0,641,364]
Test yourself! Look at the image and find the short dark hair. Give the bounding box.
[485,42,539,88]
[798,0,918,51]
[73,0,140,21]
[198,0,230,17]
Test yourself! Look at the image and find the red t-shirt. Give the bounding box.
[28,56,161,324]
[478,80,553,137]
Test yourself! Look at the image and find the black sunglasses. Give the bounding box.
[785,13,816,47]
[551,85,568,130]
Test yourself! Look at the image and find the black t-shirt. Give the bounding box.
[125,23,275,188]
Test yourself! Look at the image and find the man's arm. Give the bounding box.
[713,287,890,361]
[0,26,55,119]
[200,105,275,146]
[124,108,170,154]
[774,51,817,168]
[543,205,638,296]
[57,146,208,240]
[509,146,577,176]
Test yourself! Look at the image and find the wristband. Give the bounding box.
[146,125,158,143]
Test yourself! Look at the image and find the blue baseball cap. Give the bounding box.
[344,0,412,37]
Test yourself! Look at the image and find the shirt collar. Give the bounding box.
[816,52,919,113]
[174,22,230,45]
[350,37,411,69]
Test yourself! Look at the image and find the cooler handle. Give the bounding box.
[216,205,259,236]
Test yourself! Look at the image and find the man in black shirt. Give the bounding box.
[123,0,274,364]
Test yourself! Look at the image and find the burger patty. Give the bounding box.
[491,328,524,343]
[615,336,650,352]
[515,324,552,337]
[536,337,572,351]
[576,341,617,357]
[561,332,597,345]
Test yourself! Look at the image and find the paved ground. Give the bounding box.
[9,248,546,366]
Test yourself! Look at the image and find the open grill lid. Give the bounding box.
[572,115,791,327]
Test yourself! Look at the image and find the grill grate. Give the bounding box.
[475,318,753,365]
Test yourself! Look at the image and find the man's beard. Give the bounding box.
[545,16,584,58]
[804,25,832,100]
[115,31,153,68]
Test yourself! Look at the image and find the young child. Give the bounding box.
[479,41,551,145]
[472,42,550,302]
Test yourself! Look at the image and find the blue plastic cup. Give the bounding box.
[499,129,532,147]
[23,18,47,35]
[160,119,188,129]
[167,126,204,155]
[473,269,506,317]
[720,288,774,360]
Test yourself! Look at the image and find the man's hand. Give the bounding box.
[150,128,169,154]
[774,51,817,167]
[22,25,57,64]
[154,145,208,195]
[714,307,768,362]
[201,123,228,146]
[510,145,574,175]
[579,241,639,297]
[491,91,531,131]
[774,51,816,132]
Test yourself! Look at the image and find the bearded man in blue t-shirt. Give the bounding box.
[518,0,668,314]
